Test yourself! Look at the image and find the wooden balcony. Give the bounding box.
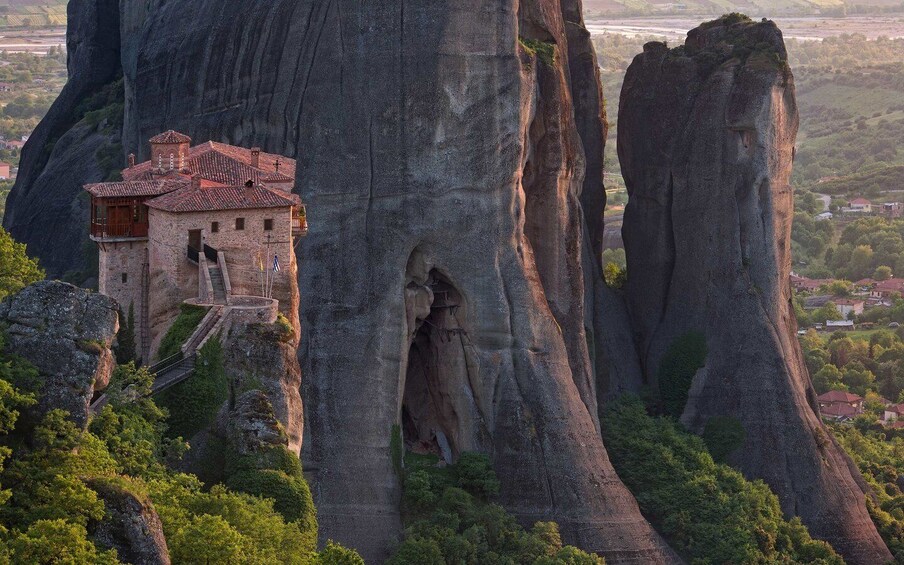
[90,220,149,240]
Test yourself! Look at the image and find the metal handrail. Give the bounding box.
[203,244,218,263]
[187,245,200,263]
[148,352,183,375]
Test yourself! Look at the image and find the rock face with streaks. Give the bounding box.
[0,281,119,429]
[2,0,121,279]
[617,15,891,564]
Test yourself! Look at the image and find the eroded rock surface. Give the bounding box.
[618,16,891,564]
[88,479,171,565]
[10,0,675,562]
[222,320,303,455]
[0,281,119,429]
[2,0,121,279]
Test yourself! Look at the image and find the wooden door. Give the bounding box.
[188,229,202,251]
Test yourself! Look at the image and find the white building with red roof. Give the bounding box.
[85,131,306,360]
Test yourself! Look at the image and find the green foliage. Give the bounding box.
[7,519,119,564]
[393,453,604,564]
[701,416,745,463]
[156,303,209,361]
[813,302,843,324]
[657,331,707,417]
[519,37,557,66]
[314,541,366,565]
[0,354,340,564]
[875,265,894,281]
[831,423,904,559]
[602,397,842,564]
[603,262,627,289]
[113,302,137,365]
[156,336,228,440]
[0,226,44,303]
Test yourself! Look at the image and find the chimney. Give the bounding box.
[191,175,202,191]
[128,153,136,168]
[250,147,261,169]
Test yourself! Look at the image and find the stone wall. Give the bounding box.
[98,240,147,353]
[147,205,296,354]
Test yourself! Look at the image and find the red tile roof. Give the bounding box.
[146,184,297,213]
[149,130,192,144]
[124,141,295,188]
[874,279,904,292]
[818,390,863,403]
[821,403,859,418]
[84,178,190,198]
[850,198,872,206]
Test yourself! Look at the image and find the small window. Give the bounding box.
[264,219,274,231]
[121,273,128,284]
[211,221,219,233]
[235,218,245,230]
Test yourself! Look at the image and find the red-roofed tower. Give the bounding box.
[149,130,192,174]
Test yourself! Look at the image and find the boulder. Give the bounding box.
[221,390,288,455]
[617,15,891,564]
[0,280,119,429]
[87,478,171,565]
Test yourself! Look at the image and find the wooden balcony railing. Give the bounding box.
[90,221,149,239]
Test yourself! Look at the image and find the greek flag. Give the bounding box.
[272,254,281,273]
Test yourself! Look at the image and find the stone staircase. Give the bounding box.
[88,305,227,414]
[209,266,227,304]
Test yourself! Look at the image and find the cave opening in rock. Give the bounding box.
[402,270,471,465]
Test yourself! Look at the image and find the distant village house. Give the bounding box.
[818,390,864,421]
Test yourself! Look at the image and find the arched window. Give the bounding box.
[169,153,175,170]
[157,153,163,168]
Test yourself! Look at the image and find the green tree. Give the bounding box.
[603,262,626,289]
[813,364,844,394]
[850,244,875,280]
[315,541,366,565]
[8,519,119,564]
[114,302,137,365]
[170,514,247,564]
[814,302,844,324]
[842,362,876,395]
[0,226,43,302]
[875,265,894,281]
[602,397,841,564]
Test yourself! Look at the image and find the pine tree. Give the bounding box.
[114,302,137,365]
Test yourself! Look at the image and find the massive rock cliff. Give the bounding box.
[617,16,891,564]
[2,0,121,279]
[5,0,677,562]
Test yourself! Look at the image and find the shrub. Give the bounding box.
[226,468,316,528]
[0,226,43,303]
[601,397,841,564]
[518,37,556,66]
[156,303,209,361]
[155,337,227,440]
[114,302,137,364]
[658,331,707,417]
[392,452,603,564]
[701,416,746,463]
[603,262,627,289]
